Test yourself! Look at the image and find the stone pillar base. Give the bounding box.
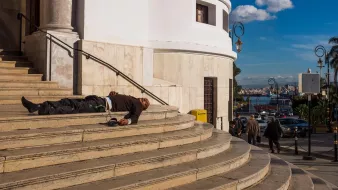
[24,30,79,89]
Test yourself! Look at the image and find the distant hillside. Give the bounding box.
[241,83,298,89]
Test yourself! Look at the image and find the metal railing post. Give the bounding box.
[294,127,298,155]
[17,13,22,55]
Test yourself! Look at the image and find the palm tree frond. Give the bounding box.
[329,37,338,44]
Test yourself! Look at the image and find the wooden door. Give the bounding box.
[204,77,217,125]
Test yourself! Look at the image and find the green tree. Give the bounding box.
[328,37,338,91]
[233,62,243,101]
[294,104,308,120]
[311,100,327,126]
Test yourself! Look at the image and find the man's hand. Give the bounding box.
[118,119,129,126]
[109,91,118,96]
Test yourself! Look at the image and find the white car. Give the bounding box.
[260,110,267,116]
[254,113,262,120]
[257,120,268,132]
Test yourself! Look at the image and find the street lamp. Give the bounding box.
[268,78,279,112]
[315,45,331,132]
[317,58,325,79]
[315,45,337,162]
[229,22,245,53]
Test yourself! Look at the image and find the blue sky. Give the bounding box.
[230,0,338,87]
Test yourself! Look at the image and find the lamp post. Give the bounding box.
[229,22,245,53]
[317,58,325,79]
[315,45,337,162]
[268,78,279,112]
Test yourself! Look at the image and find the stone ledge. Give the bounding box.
[169,146,271,190]
[60,137,249,190]
[0,123,212,173]
[0,114,195,149]
[0,129,231,190]
[0,105,179,132]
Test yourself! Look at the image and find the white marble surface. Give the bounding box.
[24,30,79,88]
[79,40,144,97]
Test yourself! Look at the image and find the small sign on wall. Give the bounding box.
[298,73,320,94]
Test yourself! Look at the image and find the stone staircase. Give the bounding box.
[0,54,337,190]
[0,54,82,104]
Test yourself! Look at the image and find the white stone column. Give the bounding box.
[24,0,79,90]
[40,0,74,32]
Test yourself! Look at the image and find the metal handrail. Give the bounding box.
[17,13,168,105]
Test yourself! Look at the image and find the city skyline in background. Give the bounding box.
[230,0,338,88]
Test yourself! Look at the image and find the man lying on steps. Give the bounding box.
[21,91,150,126]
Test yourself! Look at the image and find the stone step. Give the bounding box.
[0,55,29,61]
[0,50,22,56]
[0,62,15,68]
[0,60,32,67]
[311,175,334,190]
[0,123,212,173]
[0,67,37,74]
[0,114,195,150]
[0,105,178,132]
[247,155,292,190]
[61,138,250,190]
[0,73,42,81]
[0,130,232,190]
[169,146,270,190]
[0,95,85,105]
[0,88,72,96]
[288,163,314,190]
[0,81,59,88]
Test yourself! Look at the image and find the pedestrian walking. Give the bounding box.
[233,113,244,137]
[264,117,282,153]
[246,115,260,145]
[229,121,236,136]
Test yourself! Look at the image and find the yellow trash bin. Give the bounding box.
[190,109,207,123]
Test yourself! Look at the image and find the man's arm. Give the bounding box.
[122,102,143,125]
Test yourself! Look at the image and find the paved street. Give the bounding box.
[240,133,338,187]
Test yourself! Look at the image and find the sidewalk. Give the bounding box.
[258,141,336,161]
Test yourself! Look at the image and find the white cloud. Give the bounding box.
[230,5,276,23]
[255,0,294,13]
[291,44,314,50]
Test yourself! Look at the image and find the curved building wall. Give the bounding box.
[77,0,235,131]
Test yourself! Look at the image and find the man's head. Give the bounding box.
[139,98,150,110]
[236,113,240,118]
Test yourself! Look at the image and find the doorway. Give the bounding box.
[204,77,217,125]
[25,0,40,35]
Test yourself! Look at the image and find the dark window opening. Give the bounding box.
[196,4,208,24]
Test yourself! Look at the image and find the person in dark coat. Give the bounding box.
[264,117,282,153]
[21,91,150,125]
[233,113,244,137]
[229,121,236,136]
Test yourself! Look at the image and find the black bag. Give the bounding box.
[256,136,261,143]
[100,118,119,127]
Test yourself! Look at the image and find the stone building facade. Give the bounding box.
[0,0,237,131]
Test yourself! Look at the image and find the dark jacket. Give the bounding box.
[264,120,282,140]
[233,118,243,134]
[108,94,143,124]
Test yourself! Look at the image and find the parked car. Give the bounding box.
[268,110,276,116]
[260,110,267,116]
[254,113,262,120]
[276,112,287,118]
[257,120,268,133]
[277,118,308,138]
